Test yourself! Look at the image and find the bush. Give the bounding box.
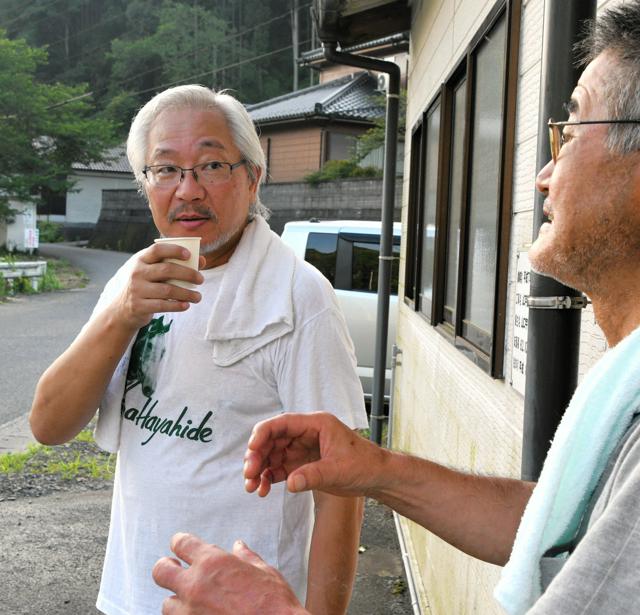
[37,220,64,243]
[40,265,62,291]
[304,159,382,186]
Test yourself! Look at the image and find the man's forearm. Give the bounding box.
[30,308,137,445]
[369,450,534,565]
[305,492,364,614]
[244,412,533,565]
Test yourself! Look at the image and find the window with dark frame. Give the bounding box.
[418,100,441,320]
[403,0,521,377]
[403,123,424,304]
[443,75,467,329]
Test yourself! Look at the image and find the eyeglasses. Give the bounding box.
[142,159,247,188]
[548,118,640,162]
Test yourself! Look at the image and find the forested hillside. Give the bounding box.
[0,0,316,133]
[0,1,316,219]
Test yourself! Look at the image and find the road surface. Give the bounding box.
[0,244,130,427]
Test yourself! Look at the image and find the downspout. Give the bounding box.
[322,42,401,445]
[522,0,596,481]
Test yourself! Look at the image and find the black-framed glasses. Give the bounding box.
[142,159,247,188]
[548,118,640,162]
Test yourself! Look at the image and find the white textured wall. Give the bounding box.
[2,202,38,251]
[395,0,617,612]
[66,173,136,225]
[398,2,533,612]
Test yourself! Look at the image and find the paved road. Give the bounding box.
[0,244,130,427]
[0,244,414,615]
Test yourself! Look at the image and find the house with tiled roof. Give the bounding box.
[247,70,386,183]
[39,146,135,239]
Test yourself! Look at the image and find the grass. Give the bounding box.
[0,428,115,481]
[0,444,38,474]
[44,257,88,290]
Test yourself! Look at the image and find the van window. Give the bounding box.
[351,241,400,294]
[305,233,337,284]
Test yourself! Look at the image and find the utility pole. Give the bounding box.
[291,0,299,91]
[193,0,199,66]
[310,8,317,87]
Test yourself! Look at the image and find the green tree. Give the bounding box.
[0,31,116,222]
[355,90,407,162]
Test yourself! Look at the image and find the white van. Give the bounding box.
[281,219,401,403]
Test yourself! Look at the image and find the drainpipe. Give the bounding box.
[322,42,400,445]
[522,0,596,481]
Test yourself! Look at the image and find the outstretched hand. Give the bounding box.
[153,533,307,615]
[243,412,385,498]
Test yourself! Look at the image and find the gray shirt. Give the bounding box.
[530,415,640,613]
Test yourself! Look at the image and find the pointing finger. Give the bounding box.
[169,532,211,566]
[152,556,185,591]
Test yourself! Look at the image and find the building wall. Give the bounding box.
[395,5,530,610]
[66,172,135,225]
[320,65,365,83]
[262,178,402,235]
[90,179,401,252]
[394,0,618,612]
[0,201,38,251]
[260,128,324,182]
[90,189,156,253]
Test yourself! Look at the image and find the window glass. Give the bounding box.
[463,15,506,352]
[419,102,441,318]
[443,79,467,325]
[404,125,424,302]
[352,241,400,294]
[305,232,337,284]
[327,132,357,161]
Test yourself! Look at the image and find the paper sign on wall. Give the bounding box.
[24,228,39,250]
[511,250,530,396]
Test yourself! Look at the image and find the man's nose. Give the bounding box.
[175,169,206,199]
[535,159,554,195]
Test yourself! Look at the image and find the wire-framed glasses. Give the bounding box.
[142,159,247,188]
[548,118,640,162]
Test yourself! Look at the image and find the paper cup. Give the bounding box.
[153,236,201,289]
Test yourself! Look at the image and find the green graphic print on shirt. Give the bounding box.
[121,316,214,446]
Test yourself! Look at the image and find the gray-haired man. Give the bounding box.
[30,85,368,615]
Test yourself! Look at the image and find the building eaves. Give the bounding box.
[248,72,383,125]
[71,146,133,174]
[299,32,409,66]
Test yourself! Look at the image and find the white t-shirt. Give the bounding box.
[94,225,368,615]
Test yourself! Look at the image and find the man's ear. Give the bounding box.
[249,164,262,195]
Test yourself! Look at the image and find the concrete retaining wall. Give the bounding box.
[261,178,402,235]
[90,189,156,253]
[90,178,403,253]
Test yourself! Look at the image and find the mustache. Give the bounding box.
[167,203,218,223]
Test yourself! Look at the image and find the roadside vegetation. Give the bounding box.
[0,428,115,482]
[0,250,88,300]
[304,91,407,185]
[36,220,64,243]
[304,159,382,186]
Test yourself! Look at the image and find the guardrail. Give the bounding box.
[0,260,47,291]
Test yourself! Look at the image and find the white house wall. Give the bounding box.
[1,201,38,251]
[395,0,617,613]
[66,172,135,225]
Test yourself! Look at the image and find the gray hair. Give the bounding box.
[126,84,270,219]
[576,0,640,154]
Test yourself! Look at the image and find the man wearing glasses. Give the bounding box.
[29,85,368,615]
[152,3,640,615]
